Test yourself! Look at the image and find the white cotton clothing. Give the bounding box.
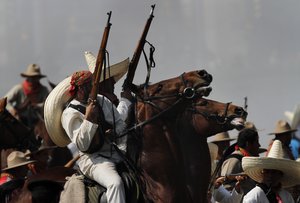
[212,185,243,203]
[243,186,295,203]
[61,94,132,203]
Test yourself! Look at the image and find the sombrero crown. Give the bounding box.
[242,140,300,188]
[44,53,129,147]
[84,51,129,83]
[2,151,36,171]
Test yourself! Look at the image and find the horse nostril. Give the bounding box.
[207,74,213,83]
[198,70,207,77]
[235,107,244,116]
[198,70,213,83]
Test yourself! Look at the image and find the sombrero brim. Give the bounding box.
[2,160,36,171]
[268,129,297,135]
[84,51,129,83]
[20,73,46,78]
[211,138,236,142]
[44,76,72,147]
[242,157,300,188]
[44,58,130,147]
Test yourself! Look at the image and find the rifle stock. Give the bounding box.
[89,11,112,103]
[122,5,155,92]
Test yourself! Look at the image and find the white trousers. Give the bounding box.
[86,159,125,203]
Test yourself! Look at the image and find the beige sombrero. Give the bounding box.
[268,120,297,135]
[44,53,130,147]
[242,140,300,188]
[21,64,46,78]
[84,51,129,83]
[2,151,36,171]
[211,131,236,143]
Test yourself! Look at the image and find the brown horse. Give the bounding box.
[127,70,247,203]
[0,97,72,169]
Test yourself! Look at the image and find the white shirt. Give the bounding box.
[61,95,131,155]
[243,186,295,203]
[212,185,243,203]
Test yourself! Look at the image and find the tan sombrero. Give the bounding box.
[44,54,130,147]
[268,120,297,135]
[84,51,129,83]
[242,140,300,188]
[211,131,236,143]
[2,151,36,171]
[21,64,46,78]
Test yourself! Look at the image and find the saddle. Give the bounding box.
[61,162,142,203]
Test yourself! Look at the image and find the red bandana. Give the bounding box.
[22,80,42,96]
[69,71,92,96]
[234,145,251,157]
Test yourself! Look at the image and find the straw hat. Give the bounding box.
[211,131,235,143]
[20,64,46,78]
[84,51,129,83]
[44,54,129,147]
[2,151,36,171]
[242,140,300,188]
[268,120,297,135]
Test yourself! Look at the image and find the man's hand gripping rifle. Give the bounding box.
[84,12,112,154]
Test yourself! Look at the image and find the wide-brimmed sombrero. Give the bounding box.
[242,140,300,188]
[44,53,130,147]
[2,151,36,171]
[21,64,46,78]
[268,120,297,135]
[211,131,236,143]
[84,51,129,83]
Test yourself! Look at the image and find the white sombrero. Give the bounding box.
[44,53,129,147]
[242,140,300,188]
[84,51,129,83]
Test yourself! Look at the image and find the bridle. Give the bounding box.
[189,101,233,125]
[117,73,211,138]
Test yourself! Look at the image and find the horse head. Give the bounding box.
[186,98,248,136]
[135,70,213,121]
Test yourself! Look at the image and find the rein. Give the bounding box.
[188,102,233,124]
[117,73,210,138]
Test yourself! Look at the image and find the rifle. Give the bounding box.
[244,96,248,111]
[89,11,112,104]
[84,11,112,154]
[122,5,155,92]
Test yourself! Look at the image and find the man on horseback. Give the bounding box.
[61,68,133,203]
[4,64,49,128]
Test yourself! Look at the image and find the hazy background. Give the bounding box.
[1,0,300,148]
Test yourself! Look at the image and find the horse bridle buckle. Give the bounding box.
[183,87,195,99]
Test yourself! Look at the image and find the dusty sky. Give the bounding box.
[1,0,300,148]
